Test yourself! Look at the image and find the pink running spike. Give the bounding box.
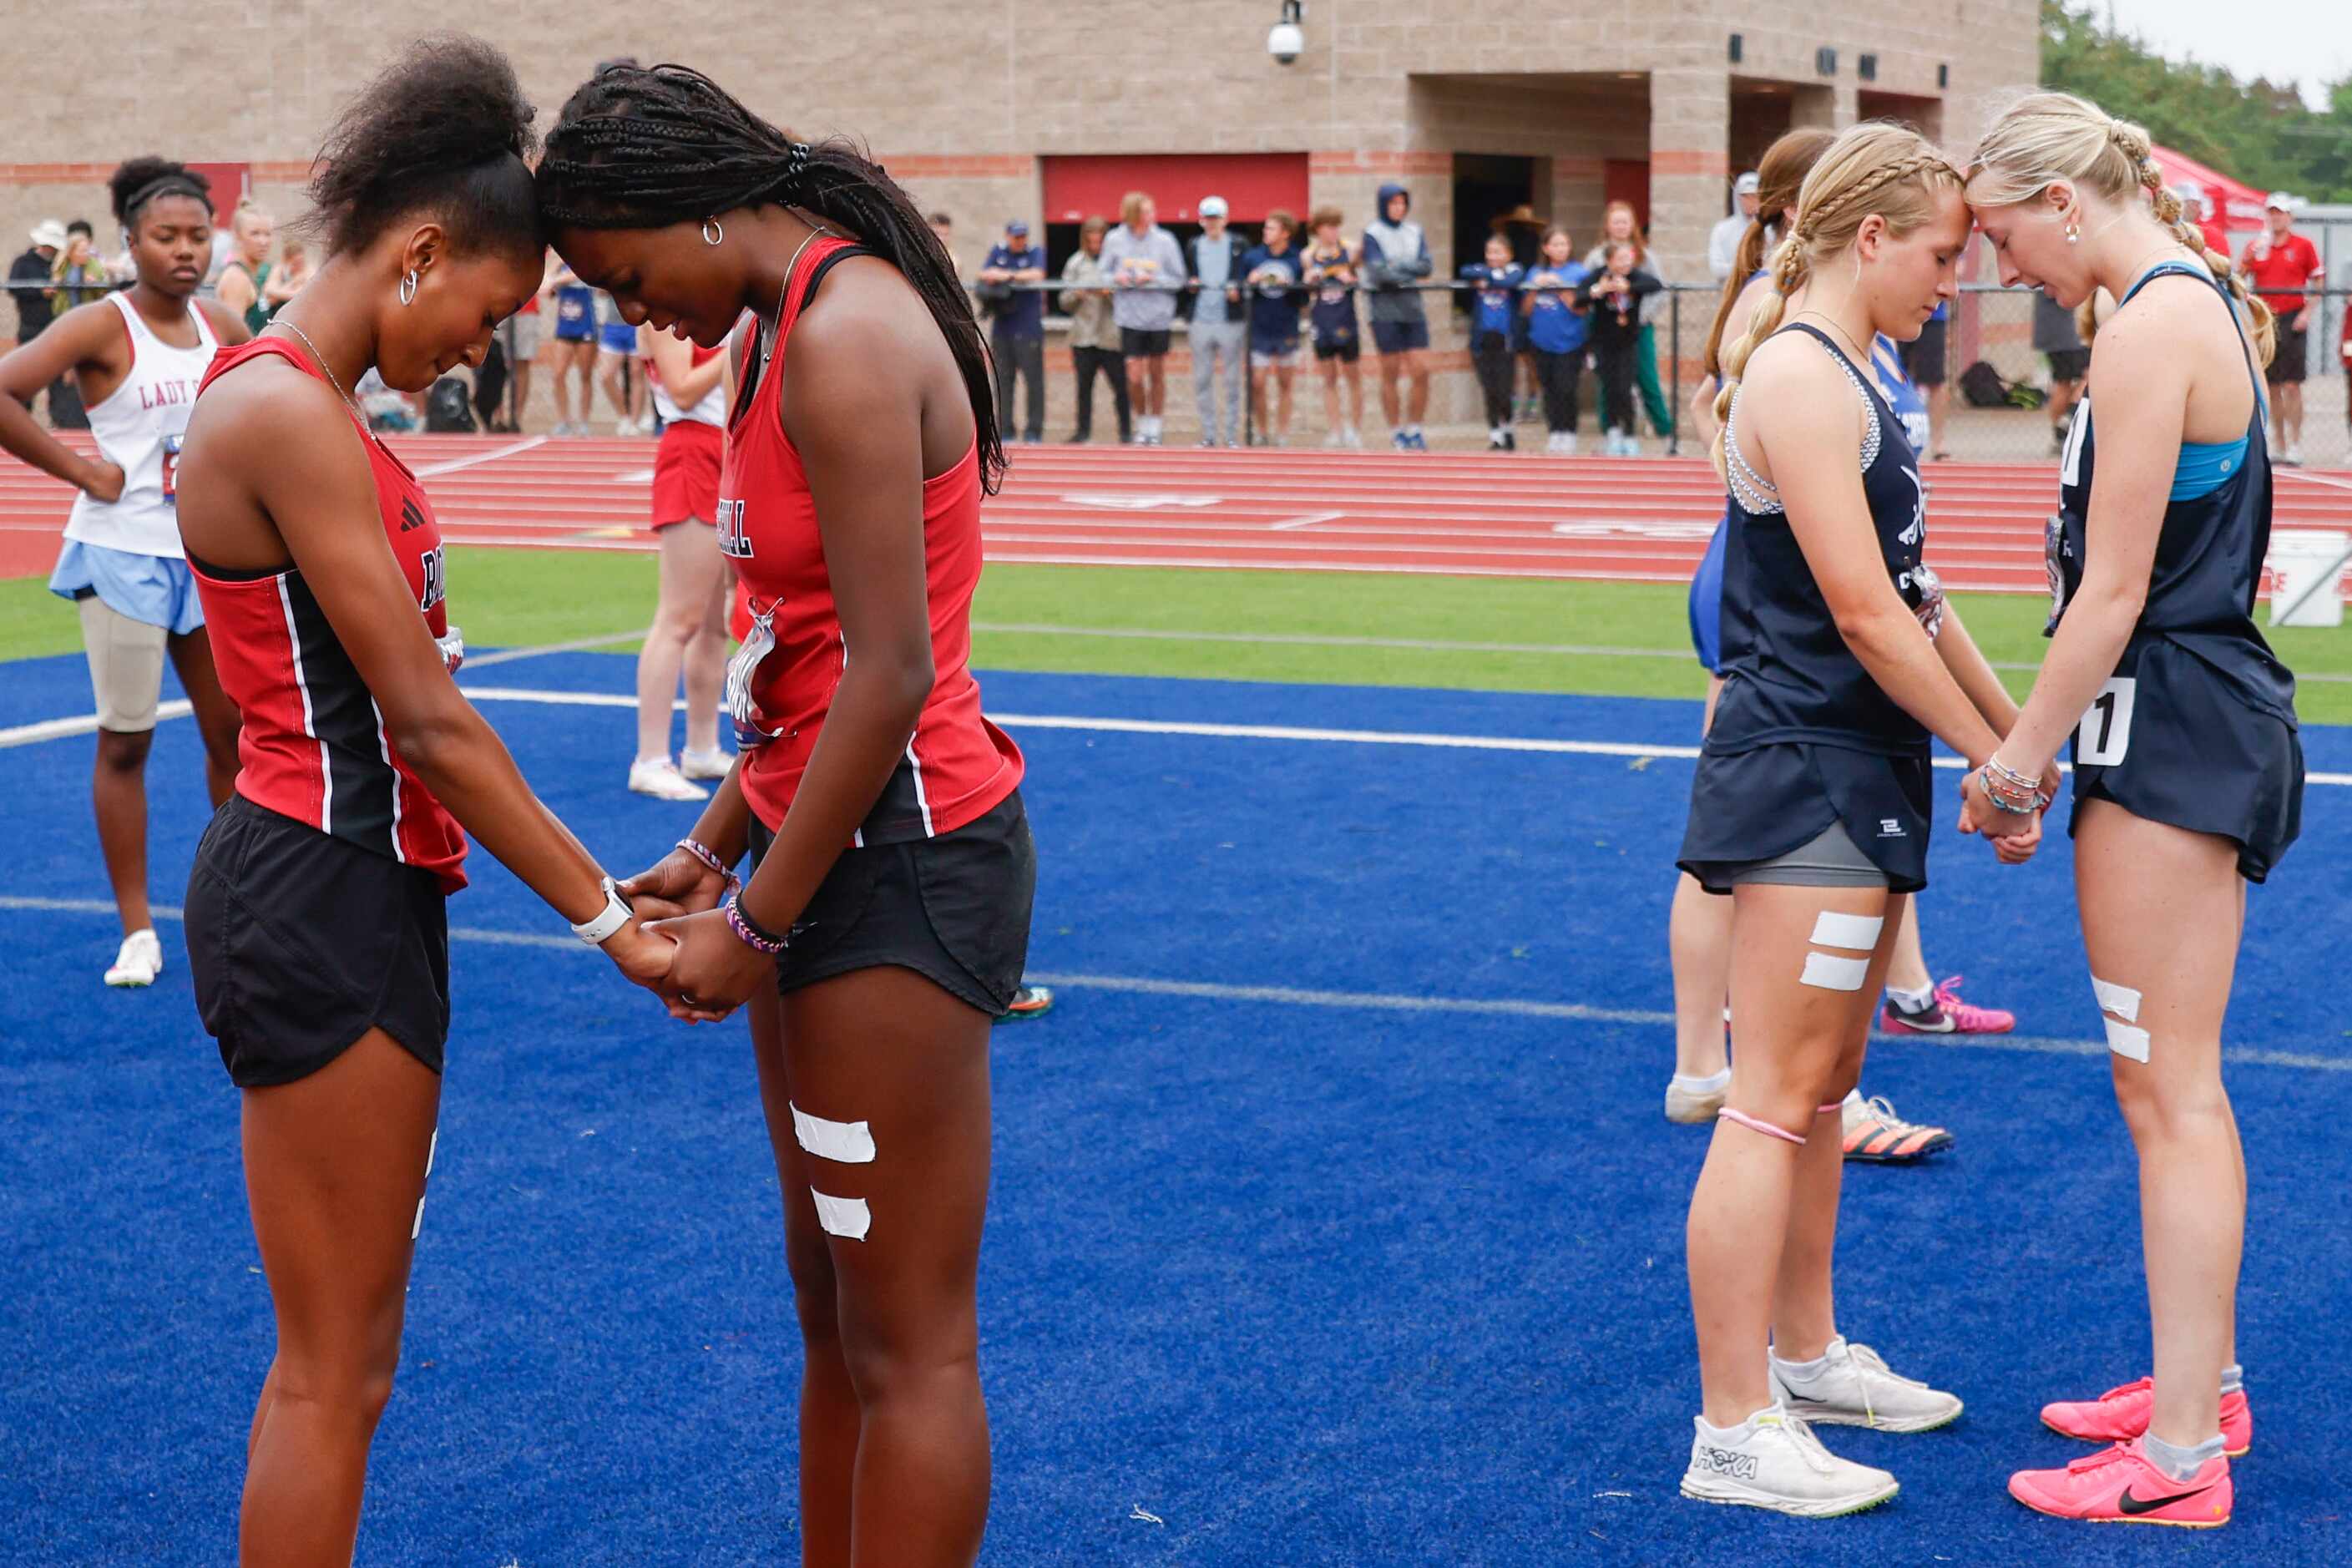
[1718,1107,1808,1145]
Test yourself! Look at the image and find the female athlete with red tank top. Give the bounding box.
[171,39,679,1567]
[539,62,1033,1565]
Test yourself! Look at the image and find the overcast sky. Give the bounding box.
[2104,0,2349,109]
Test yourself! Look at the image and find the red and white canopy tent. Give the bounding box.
[2150,144,2268,239]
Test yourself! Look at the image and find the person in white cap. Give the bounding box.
[1186,195,1248,446]
[1707,172,1761,283]
[2242,192,2323,464]
[8,220,69,418]
[2174,180,2231,259]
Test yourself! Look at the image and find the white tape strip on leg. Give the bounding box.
[2091,976,2142,1024]
[1799,952,1870,992]
[411,1196,427,1241]
[1808,912,1885,951]
[792,1103,877,1164]
[811,1189,873,1242]
[425,1129,438,1178]
[2105,1016,2152,1064]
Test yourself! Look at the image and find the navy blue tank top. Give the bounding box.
[1707,323,1940,758]
[2048,262,2295,723]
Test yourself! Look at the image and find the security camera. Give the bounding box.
[1268,3,1304,64]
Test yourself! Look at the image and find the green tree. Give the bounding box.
[2041,1,2352,204]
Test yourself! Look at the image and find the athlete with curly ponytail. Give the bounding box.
[1968,91,2301,1530]
[174,37,681,1565]
[1675,122,2042,1519]
[539,63,1033,1565]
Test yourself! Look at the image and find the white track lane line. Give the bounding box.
[2,893,2343,1071]
[410,436,550,478]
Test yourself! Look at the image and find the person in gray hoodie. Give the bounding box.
[1100,190,1188,445]
[1359,182,1434,449]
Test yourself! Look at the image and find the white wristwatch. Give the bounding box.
[570,876,634,944]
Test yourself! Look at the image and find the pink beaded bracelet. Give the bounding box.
[722,893,789,957]
[676,837,741,894]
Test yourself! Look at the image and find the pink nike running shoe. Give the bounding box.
[1879,975,2015,1034]
[2009,1438,2231,1528]
[2041,1378,2251,1457]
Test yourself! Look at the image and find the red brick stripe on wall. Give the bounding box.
[1309,151,1454,177]
[1651,149,1732,178]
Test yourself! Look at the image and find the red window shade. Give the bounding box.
[1042,154,1310,225]
[186,163,251,210]
[1603,160,1651,233]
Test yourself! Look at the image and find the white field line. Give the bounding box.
[1,893,2343,1071]
[410,436,550,478]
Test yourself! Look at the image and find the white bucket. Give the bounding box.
[2268,530,2349,629]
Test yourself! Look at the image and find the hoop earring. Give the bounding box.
[398,270,418,306]
[701,217,724,246]
[2065,220,2081,246]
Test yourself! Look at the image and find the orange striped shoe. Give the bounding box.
[1840,1094,1953,1163]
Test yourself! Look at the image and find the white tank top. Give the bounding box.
[651,344,727,427]
[63,291,219,559]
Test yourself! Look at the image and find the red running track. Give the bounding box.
[5,432,2349,593]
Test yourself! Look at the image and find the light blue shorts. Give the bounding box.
[49,538,205,636]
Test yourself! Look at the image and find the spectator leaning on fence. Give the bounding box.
[1302,208,1363,448]
[2033,287,2090,456]
[1462,232,1525,450]
[1101,190,1186,446]
[2243,191,2323,467]
[1060,216,1130,445]
[1186,195,1248,448]
[8,220,73,425]
[1242,209,1308,447]
[1707,171,1759,283]
[979,218,1047,445]
[1520,225,1591,454]
[1585,202,1674,440]
[1361,182,1434,450]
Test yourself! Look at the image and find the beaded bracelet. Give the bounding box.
[722,893,790,957]
[1984,755,2042,796]
[1973,764,2042,814]
[676,837,741,895]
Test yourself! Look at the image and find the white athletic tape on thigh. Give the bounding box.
[425,1129,438,1178]
[2091,975,2142,1023]
[1808,912,1884,951]
[811,1189,873,1241]
[411,1196,427,1241]
[792,1103,877,1164]
[2105,1016,2152,1064]
[1799,952,1870,992]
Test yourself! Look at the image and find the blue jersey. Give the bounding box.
[1869,336,1932,453]
[1460,262,1523,339]
[1302,244,1359,346]
[1521,262,1590,354]
[1241,244,1306,346]
[2050,260,2302,878]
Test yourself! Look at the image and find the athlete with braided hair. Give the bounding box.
[1676,122,2047,1519]
[538,62,1032,1565]
[1969,92,2301,1530]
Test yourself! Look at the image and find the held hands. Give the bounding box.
[617,847,731,923]
[642,908,773,1023]
[1956,754,2063,864]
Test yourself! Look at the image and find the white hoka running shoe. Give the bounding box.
[1681,1403,1899,1518]
[105,928,164,988]
[678,746,733,781]
[629,756,710,802]
[1770,1335,1964,1433]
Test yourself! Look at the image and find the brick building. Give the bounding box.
[0,1,2039,431]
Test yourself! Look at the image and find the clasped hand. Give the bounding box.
[1955,754,2064,866]
[599,848,771,1024]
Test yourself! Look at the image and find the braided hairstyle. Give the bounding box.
[1701,129,1836,380]
[1709,124,1965,484]
[1967,91,2274,367]
[537,63,1002,492]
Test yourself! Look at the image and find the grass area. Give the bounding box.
[7,549,2351,721]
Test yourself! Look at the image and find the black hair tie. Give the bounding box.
[127,175,211,217]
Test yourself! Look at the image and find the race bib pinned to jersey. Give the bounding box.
[160,433,182,506]
[726,605,785,749]
[2076,675,2136,766]
[2043,513,2072,636]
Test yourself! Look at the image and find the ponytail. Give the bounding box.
[1701,217,1773,379]
[1708,235,1806,483]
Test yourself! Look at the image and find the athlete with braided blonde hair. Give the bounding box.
[1676,122,2044,1519]
[1967,91,2302,1530]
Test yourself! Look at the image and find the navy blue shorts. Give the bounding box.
[1372,317,1430,355]
[1687,510,1728,674]
[1680,741,1934,895]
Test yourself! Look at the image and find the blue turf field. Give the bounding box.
[2,650,2347,1565]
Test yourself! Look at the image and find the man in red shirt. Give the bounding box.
[2241,192,2324,465]
[2177,181,2231,261]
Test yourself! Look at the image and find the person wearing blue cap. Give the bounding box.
[979,218,1047,443]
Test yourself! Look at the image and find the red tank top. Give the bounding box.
[190,337,468,891]
[719,236,1021,842]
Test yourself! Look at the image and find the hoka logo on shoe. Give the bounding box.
[1694,1446,1759,1479]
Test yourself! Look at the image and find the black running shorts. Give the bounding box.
[745,789,1035,1016]
[186,794,452,1087]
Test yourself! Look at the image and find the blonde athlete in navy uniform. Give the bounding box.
[1969,93,2301,1531]
[1673,123,2051,1520]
